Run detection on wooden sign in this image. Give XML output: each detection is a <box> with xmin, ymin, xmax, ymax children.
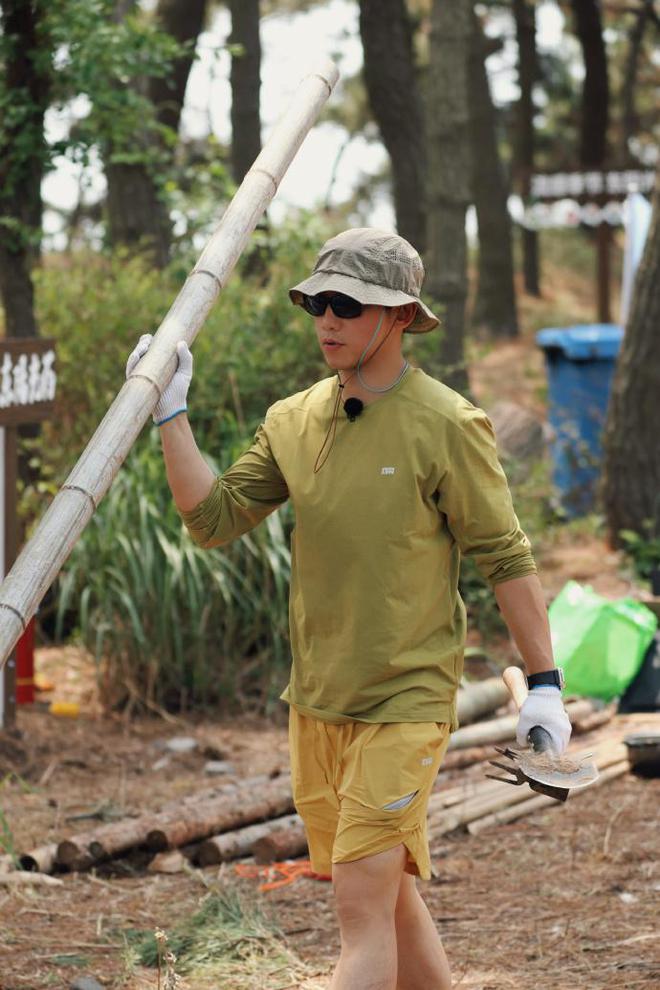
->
<box><xmin>0</xmin><ymin>338</ymin><xmax>56</xmax><ymax>729</ymax></box>
<box><xmin>530</xmin><ymin>168</ymin><xmax>655</xmax><ymax>204</ymax></box>
<box><xmin>0</xmin><ymin>338</ymin><xmax>56</xmax><ymax>426</ymax></box>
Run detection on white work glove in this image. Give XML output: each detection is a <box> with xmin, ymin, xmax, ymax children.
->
<box><xmin>516</xmin><ymin>687</ymin><xmax>572</xmax><ymax>755</ymax></box>
<box><xmin>126</xmin><ymin>334</ymin><xmax>193</xmax><ymax>426</ymax></box>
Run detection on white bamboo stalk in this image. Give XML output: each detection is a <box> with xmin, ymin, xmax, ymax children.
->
<box><xmin>0</xmin><ymin>59</ymin><xmax>339</xmax><ymax>669</ymax></box>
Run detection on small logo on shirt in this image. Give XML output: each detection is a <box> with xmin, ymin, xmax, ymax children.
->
<box><xmin>381</xmin><ymin>467</ymin><xmax>395</xmax><ymax>475</ymax></box>
<box><xmin>420</xmin><ymin>756</ymin><xmax>433</xmax><ymax>766</ymax></box>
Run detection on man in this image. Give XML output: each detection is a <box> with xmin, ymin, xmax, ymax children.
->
<box><xmin>127</xmin><ymin>228</ymin><xmax>571</xmax><ymax>990</ymax></box>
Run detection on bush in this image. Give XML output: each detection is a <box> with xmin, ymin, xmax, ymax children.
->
<box><xmin>56</xmin><ymin>432</ymin><xmax>292</xmax><ymax>714</ymax></box>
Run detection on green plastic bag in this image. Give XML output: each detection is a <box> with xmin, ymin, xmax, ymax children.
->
<box><xmin>548</xmin><ymin>580</ymin><xmax>658</xmax><ymax>700</ymax></box>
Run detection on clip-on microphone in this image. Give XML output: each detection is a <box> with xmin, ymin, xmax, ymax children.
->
<box><xmin>344</xmin><ymin>397</ymin><xmax>364</xmax><ymax>422</ymax></box>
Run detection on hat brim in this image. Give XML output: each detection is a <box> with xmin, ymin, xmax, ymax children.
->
<box><xmin>289</xmin><ymin>272</ymin><xmax>440</xmax><ymax>334</ymax></box>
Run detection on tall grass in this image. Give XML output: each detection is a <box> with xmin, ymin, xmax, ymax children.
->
<box><xmin>56</xmin><ymin>432</ymin><xmax>292</xmax><ymax>714</ymax></box>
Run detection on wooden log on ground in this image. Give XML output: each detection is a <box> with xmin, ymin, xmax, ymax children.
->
<box><xmin>428</xmin><ymin>777</ymin><xmax>505</xmax><ymax>813</ymax></box>
<box><xmin>19</xmin><ymin>843</ymin><xmax>58</xmax><ymax>874</ymax></box>
<box><xmin>440</xmin><ymin>745</ymin><xmax>498</xmax><ymax>771</ymax></box>
<box><xmin>146</xmin><ymin>775</ymin><xmax>295</xmax><ymax>851</ymax></box>
<box><xmin>253</xmin><ymin>821</ymin><xmax>309</xmax><ymax>864</ymax></box>
<box><xmin>572</xmin><ymin>703</ymin><xmax>617</xmax><ymax>734</ymax></box>
<box><xmin>455</xmin><ymin>677</ymin><xmax>510</xmax><ymax>726</ymax></box>
<box><xmin>197</xmin><ymin>813</ymin><xmax>302</xmax><ymax>867</ymax></box>
<box><xmin>446</xmin><ymin>698</ymin><xmax>595</xmax><ymax>751</ymax></box>
<box><xmin>56</xmin><ymin>773</ymin><xmax>291</xmax><ymax>869</ymax></box>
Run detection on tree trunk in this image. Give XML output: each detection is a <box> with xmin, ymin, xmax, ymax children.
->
<box><xmin>359</xmin><ymin>0</ymin><xmax>427</xmax><ymax>251</ymax></box>
<box><xmin>425</xmin><ymin>0</ymin><xmax>471</xmax><ymax>394</ymax></box>
<box><xmin>602</xmin><ymin>172</ymin><xmax>660</xmax><ymax>541</ymax></box>
<box><xmin>512</xmin><ymin>0</ymin><xmax>540</xmax><ymax>297</ymax></box>
<box><xmin>469</xmin><ymin>13</ymin><xmax>518</xmax><ymax>339</ymax></box>
<box><xmin>229</xmin><ymin>0</ymin><xmax>262</xmax><ymax>185</ymax></box>
<box><xmin>0</xmin><ymin>0</ymin><xmax>51</xmax><ymax>337</ymax></box>
<box><xmin>150</xmin><ymin>0</ymin><xmax>207</xmax><ymax>135</ymax></box>
<box><xmin>618</xmin><ymin>0</ymin><xmax>654</xmax><ymax>165</ymax></box>
<box><xmin>105</xmin><ymin>0</ymin><xmax>208</xmax><ymax>266</ymax></box>
<box><xmin>570</xmin><ymin>0</ymin><xmax>609</xmax><ymax>168</ymax></box>
<box><xmin>104</xmin><ymin>161</ymin><xmax>171</xmax><ymax>267</ymax></box>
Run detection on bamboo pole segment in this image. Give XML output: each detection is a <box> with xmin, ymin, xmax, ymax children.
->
<box><xmin>0</xmin><ymin>59</ymin><xmax>339</xmax><ymax>670</ymax></box>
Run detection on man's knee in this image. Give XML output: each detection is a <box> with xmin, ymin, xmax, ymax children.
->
<box><xmin>333</xmin><ymin>844</ymin><xmax>407</xmax><ymax>930</ymax></box>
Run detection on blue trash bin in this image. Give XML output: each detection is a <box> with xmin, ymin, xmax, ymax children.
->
<box><xmin>536</xmin><ymin>324</ymin><xmax>623</xmax><ymax>516</ymax></box>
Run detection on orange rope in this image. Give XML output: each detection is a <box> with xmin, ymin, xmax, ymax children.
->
<box><xmin>234</xmin><ymin>859</ymin><xmax>332</xmax><ymax>892</ymax></box>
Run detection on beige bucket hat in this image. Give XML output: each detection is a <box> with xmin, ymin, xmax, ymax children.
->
<box><xmin>289</xmin><ymin>227</ymin><xmax>440</xmax><ymax>333</ymax></box>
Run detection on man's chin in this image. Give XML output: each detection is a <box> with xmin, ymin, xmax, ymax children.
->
<box><xmin>323</xmin><ymin>352</ymin><xmax>355</xmax><ymax>372</ymax></box>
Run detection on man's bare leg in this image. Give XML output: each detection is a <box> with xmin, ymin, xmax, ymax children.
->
<box><xmin>329</xmin><ymin>844</ymin><xmax>406</xmax><ymax>990</ymax></box>
<box><xmin>394</xmin><ymin>872</ymin><xmax>452</xmax><ymax>990</ymax></box>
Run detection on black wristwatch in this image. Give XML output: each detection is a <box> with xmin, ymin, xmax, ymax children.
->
<box><xmin>526</xmin><ymin>668</ymin><xmax>564</xmax><ymax>690</ymax></box>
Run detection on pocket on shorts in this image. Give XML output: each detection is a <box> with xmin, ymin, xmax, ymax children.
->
<box><xmin>340</xmin><ymin>721</ymin><xmax>448</xmax><ymax>816</ymax></box>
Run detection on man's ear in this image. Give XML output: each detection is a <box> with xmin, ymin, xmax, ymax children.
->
<box><xmin>394</xmin><ymin>303</ymin><xmax>417</xmax><ymax>332</ymax></box>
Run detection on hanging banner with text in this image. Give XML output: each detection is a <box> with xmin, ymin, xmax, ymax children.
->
<box><xmin>0</xmin><ymin>337</ymin><xmax>57</xmax><ymax>728</ymax></box>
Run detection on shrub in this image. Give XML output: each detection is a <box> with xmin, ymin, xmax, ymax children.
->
<box><xmin>56</xmin><ymin>431</ymin><xmax>292</xmax><ymax>714</ymax></box>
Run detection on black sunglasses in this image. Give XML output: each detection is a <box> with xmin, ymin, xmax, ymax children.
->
<box><xmin>301</xmin><ymin>292</ymin><xmax>364</xmax><ymax>319</ymax></box>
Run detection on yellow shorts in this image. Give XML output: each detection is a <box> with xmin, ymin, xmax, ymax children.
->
<box><xmin>288</xmin><ymin>708</ymin><xmax>450</xmax><ymax>881</ymax></box>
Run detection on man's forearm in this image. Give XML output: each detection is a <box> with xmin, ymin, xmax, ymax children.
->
<box><xmin>159</xmin><ymin>413</ymin><xmax>215</xmax><ymax>512</ymax></box>
<box><xmin>493</xmin><ymin>573</ymin><xmax>557</xmax><ymax>676</ymax></box>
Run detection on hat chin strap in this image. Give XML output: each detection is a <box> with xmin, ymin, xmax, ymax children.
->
<box><xmin>349</xmin><ymin>307</ymin><xmax>409</xmax><ymax>395</ymax></box>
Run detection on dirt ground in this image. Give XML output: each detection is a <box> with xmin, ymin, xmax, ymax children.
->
<box><xmin>1</xmin><ymin>635</ymin><xmax>659</xmax><ymax>990</ymax></box>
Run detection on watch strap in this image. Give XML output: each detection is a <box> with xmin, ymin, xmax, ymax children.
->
<box><xmin>526</xmin><ymin>668</ymin><xmax>564</xmax><ymax>690</ymax></box>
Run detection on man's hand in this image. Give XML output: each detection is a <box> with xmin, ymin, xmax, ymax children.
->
<box><xmin>516</xmin><ymin>687</ymin><xmax>572</xmax><ymax>755</ymax></box>
<box><xmin>126</xmin><ymin>334</ymin><xmax>193</xmax><ymax>426</ymax></box>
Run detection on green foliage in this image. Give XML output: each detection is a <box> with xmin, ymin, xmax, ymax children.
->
<box><xmin>56</xmin><ymin>431</ymin><xmax>292</xmax><ymax>714</ymax></box>
<box><xmin>620</xmin><ymin>518</ymin><xmax>660</xmax><ymax>586</ymax></box>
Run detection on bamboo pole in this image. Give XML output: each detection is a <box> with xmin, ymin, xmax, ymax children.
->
<box><xmin>0</xmin><ymin>59</ymin><xmax>339</xmax><ymax>669</ymax></box>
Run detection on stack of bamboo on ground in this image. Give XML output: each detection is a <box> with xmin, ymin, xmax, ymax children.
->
<box><xmin>5</xmin><ymin>679</ymin><xmax>631</xmax><ymax>880</ymax></box>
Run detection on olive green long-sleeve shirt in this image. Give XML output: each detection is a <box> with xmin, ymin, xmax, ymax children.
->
<box><xmin>180</xmin><ymin>368</ymin><xmax>537</xmax><ymax>728</ymax></box>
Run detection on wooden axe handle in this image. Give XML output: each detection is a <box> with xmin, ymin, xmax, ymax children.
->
<box><xmin>502</xmin><ymin>666</ymin><xmax>528</xmax><ymax>711</ymax></box>
<box><xmin>503</xmin><ymin>665</ymin><xmax>554</xmax><ymax>754</ymax></box>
